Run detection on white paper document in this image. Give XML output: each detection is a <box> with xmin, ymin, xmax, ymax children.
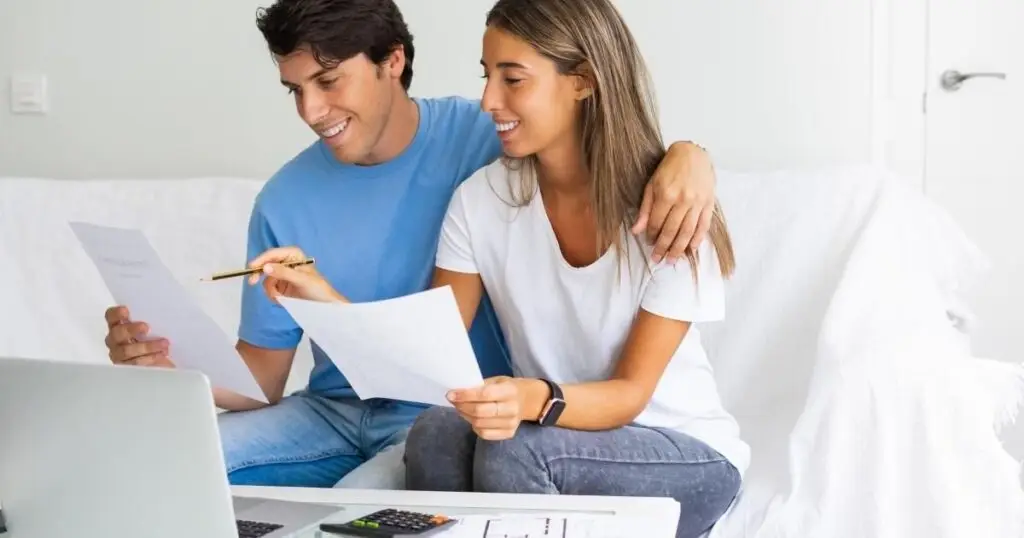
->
<box><xmin>276</xmin><ymin>286</ymin><xmax>484</xmax><ymax>406</ymax></box>
<box><xmin>438</xmin><ymin>514</ymin><xmax>632</xmax><ymax>538</ymax></box>
<box><xmin>69</xmin><ymin>222</ymin><xmax>267</xmax><ymax>403</ymax></box>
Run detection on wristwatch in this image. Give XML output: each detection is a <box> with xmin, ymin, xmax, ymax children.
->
<box><xmin>537</xmin><ymin>378</ymin><xmax>566</xmax><ymax>427</ymax></box>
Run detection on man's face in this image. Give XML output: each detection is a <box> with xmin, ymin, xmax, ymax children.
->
<box><xmin>277</xmin><ymin>48</ymin><xmax>401</xmax><ymax>165</ymax></box>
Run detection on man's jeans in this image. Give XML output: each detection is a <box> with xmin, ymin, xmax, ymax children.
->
<box><xmin>404</xmin><ymin>407</ymin><xmax>741</xmax><ymax>538</ymax></box>
<box><xmin>218</xmin><ymin>390</ymin><xmax>422</xmax><ymax>488</ymax></box>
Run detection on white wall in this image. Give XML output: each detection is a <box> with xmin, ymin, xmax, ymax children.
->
<box><xmin>0</xmin><ymin>0</ymin><xmax>925</xmax><ymax>183</ymax></box>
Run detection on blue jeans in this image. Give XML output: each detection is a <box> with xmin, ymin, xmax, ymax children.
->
<box><xmin>218</xmin><ymin>390</ymin><xmax>423</xmax><ymax>488</ymax></box>
<box><xmin>404</xmin><ymin>407</ymin><xmax>740</xmax><ymax>538</ymax></box>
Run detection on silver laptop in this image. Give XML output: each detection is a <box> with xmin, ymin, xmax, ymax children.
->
<box><xmin>0</xmin><ymin>357</ymin><xmax>344</xmax><ymax>538</ymax></box>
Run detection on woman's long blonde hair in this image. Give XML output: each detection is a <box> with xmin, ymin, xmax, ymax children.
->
<box><xmin>486</xmin><ymin>0</ymin><xmax>735</xmax><ymax>279</ymax></box>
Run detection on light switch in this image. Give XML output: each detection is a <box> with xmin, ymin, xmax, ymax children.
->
<box><xmin>10</xmin><ymin>74</ymin><xmax>48</xmax><ymax>114</ymax></box>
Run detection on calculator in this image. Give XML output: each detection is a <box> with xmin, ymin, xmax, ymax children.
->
<box><xmin>318</xmin><ymin>508</ymin><xmax>457</xmax><ymax>537</ymax></box>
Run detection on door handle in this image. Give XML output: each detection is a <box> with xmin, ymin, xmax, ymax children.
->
<box><xmin>940</xmin><ymin>69</ymin><xmax>1007</xmax><ymax>91</ymax></box>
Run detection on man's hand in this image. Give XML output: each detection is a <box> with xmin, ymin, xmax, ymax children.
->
<box><xmin>447</xmin><ymin>376</ymin><xmax>526</xmax><ymax>441</ymax></box>
<box><xmin>631</xmin><ymin>141</ymin><xmax>717</xmax><ymax>263</ymax></box>
<box><xmin>103</xmin><ymin>306</ymin><xmax>173</xmax><ymax>368</ymax></box>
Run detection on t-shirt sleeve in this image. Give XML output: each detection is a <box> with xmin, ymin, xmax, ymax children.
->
<box><xmin>641</xmin><ymin>241</ymin><xmax>726</xmax><ymax>323</ymax></box>
<box><xmin>237</xmin><ymin>199</ymin><xmax>303</xmax><ymax>349</ymax></box>
<box><xmin>435</xmin><ymin>182</ymin><xmax>479</xmax><ymax>275</ymax></box>
<box><xmin>452</xmin><ymin>99</ymin><xmax>503</xmax><ymax>184</ymax></box>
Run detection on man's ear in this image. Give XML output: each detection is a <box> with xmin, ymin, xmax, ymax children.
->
<box><xmin>380</xmin><ymin>45</ymin><xmax>406</xmax><ymax>80</ymax></box>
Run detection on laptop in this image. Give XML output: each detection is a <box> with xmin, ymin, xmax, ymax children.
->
<box><xmin>0</xmin><ymin>357</ymin><xmax>345</xmax><ymax>538</ymax></box>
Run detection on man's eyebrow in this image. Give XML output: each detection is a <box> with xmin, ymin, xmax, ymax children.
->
<box><xmin>280</xmin><ymin>67</ymin><xmax>335</xmax><ymax>86</ymax></box>
<box><xmin>305</xmin><ymin>67</ymin><xmax>333</xmax><ymax>80</ymax></box>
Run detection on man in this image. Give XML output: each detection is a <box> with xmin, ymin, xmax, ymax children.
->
<box><xmin>102</xmin><ymin>0</ymin><xmax>721</xmax><ymax>489</ymax></box>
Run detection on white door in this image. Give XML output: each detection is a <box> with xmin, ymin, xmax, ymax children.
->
<box><xmin>924</xmin><ymin>0</ymin><xmax>1024</xmax><ymax>453</ymax></box>
<box><xmin>926</xmin><ymin>0</ymin><xmax>1023</xmax><ymax>363</ymax></box>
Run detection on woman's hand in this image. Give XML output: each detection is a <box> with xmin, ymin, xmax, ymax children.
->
<box><xmin>247</xmin><ymin>246</ymin><xmax>347</xmax><ymax>304</ymax></box>
<box><xmin>447</xmin><ymin>376</ymin><xmax>533</xmax><ymax>441</ymax></box>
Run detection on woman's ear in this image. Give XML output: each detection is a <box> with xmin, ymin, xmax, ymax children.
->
<box><xmin>573</xmin><ymin>62</ymin><xmax>596</xmax><ymax>100</ymax></box>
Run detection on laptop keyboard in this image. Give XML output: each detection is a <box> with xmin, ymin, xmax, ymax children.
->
<box><xmin>237</xmin><ymin>519</ymin><xmax>284</xmax><ymax>538</ymax></box>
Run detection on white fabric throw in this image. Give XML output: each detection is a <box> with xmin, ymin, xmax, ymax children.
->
<box><xmin>706</xmin><ymin>166</ymin><xmax>1024</xmax><ymax>538</ymax></box>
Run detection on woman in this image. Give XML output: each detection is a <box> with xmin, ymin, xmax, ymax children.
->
<box><xmin>250</xmin><ymin>0</ymin><xmax>747</xmax><ymax>535</ymax></box>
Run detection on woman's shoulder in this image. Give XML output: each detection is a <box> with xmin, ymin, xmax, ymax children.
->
<box><xmin>456</xmin><ymin>158</ymin><xmax>533</xmax><ymax>210</ymax></box>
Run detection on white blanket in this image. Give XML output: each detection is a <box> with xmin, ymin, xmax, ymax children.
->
<box><xmin>705</xmin><ymin>166</ymin><xmax>1024</xmax><ymax>537</ymax></box>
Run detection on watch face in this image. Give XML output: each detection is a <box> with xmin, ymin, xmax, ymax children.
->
<box><xmin>540</xmin><ymin>398</ymin><xmax>566</xmax><ymax>426</ymax></box>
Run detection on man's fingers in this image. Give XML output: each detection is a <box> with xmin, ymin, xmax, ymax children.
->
<box><xmin>123</xmin><ymin>352</ymin><xmax>170</xmax><ymax>368</ymax></box>
<box><xmin>631</xmin><ymin>183</ymin><xmax>654</xmax><ymax>235</ymax></box>
<box><xmin>689</xmin><ymin>206</ymin><xmax>714</xmax><ymax>251</ymax></box>
<box><xmin>652</xmin><ymin>207</ymin><xmax>686</xmax><ymax>263</ymax></box>
<box><xmin>106</xmin><ymin>321</ymin><xmax>150</xmax><ymax>348</ymax></box>
<box><xmin>104</xmin><ymin>306</ymin><xmax>130</xmax><ymax>328</ymax></box>
<box><xmin>645</xmin><ymin>193</ymin><xmax>674</xmax><ymax>243</ymax></box>
<box><xmin>115</xmin><ymin>340</ymin><xmax>169</xmax><ymax>363</ymax></box>
<box><xmin>666</xmin><ymin>208</ymin><xmax>701</xmax><ymax>262</ymax></box>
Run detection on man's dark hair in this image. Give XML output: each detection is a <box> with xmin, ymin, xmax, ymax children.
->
<box><xmin>256</xmin><ymin>0</ymin><xmax>415</xmax><ymax>90</ymax></box>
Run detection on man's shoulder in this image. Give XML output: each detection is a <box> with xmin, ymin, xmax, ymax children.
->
<box><xmin>417</xmin><ymin>95</ymin><xmax>480</xmax><ymax>119</ymax></box>
<box><xmin>416</xmin><ymin>95</ymin><xmax>487</xmax><ymax>138</ymax></box>
<box><xmin>254</xmin><ymin>140</ymin><xmax>325</xmax><ymax>207</ymax></box>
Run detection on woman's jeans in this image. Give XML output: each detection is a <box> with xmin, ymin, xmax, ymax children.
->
<box><xmin>404</xmin><ymin>407</ymin><xmax>740</xmax><ymax>538</ymax></box>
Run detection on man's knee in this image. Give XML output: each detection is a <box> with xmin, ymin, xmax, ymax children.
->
<box><xmin>217</xmin><ymin>407</ymin><xmax>272</xmax><ymax>470</ymax></box>
<box><xmin>216</xmin><ymin>393</ymin><xmax>364</xmax><ymax>487</ymax></box>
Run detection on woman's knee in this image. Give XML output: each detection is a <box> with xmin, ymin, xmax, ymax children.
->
<box><xmin>403</xmin><ymin>407</ymin><xmax>476</xmax><ymax>491</ymax></box>
<box><xmin>404</xmin><ymin>407</ymin><xmax>463</xmax><ymax>461</ymax></box>
<box><xmin>473</xmin><ymin>424</ymin><xmax>556</xmax><ymax>494</ymax></box>
<box><xmin>676</xmin><ymin>460</ymin><xmax>741</xmax><ymax>538</ymax></box>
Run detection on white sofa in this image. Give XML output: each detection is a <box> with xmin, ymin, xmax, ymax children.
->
<box><xmin>1</xmin><ymin>166</ymin><xmax>1022</xmax><ymax>537</ymax></box>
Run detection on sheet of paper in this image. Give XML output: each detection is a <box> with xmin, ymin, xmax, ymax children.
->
<box><xmin>69</xmin><ymin>222</ymin><xmax>267</xmax><ymax>403</ymax></box>
<box><xmin>438</xmin><ymin>514</ymin><xmax>633</xmax><ymax>538</ymax></box>
<box><xmin>277</xmin><ymin>286</ymin><xmax>484</xmax><ymax>407</ymax></box>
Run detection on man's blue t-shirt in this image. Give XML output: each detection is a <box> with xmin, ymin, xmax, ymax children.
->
<box><xmin>238</xmin><ymin>96</ymin><xmax>510</xmax><ymax>401</ymax></box>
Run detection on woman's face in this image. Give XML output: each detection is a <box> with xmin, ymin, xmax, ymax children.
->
<box><xmin>480</xmin><ymin>25</ymin><xmax>586</xmax><ymax>158</ymax></box>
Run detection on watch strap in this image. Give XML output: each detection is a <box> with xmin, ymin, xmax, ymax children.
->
<box><xmin>536</xmin><ymin>378</ymin><xmax>565</xmax><ymax>426</ymax></box>
<box><xmin>540</xmin><ymin>378</ymin><xmax>563</xmax><ymax>401</ymax></box>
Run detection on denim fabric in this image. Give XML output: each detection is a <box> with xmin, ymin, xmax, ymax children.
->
<box><xmin>405</xmin><ymin>407</ymin><xmax>740</xmax><ymax>538</ymax></box>
<box><xmin>218</xmin><ymin>390</ymin><xmax>423</xmax><ymax>488</ymax></box>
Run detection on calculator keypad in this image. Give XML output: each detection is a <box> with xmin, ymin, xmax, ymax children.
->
<box><xmin>344</xmin><ymin>508</ymin><xmax>452</xmax><ymax>535</ymax></box>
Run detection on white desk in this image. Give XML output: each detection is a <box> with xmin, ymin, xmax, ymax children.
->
<box><xmin>232</xmin><ymin>486</ymin><xmax>680</xmax><ymax>537</ymax></box>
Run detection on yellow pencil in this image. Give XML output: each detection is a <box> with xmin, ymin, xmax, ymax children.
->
<box><xmin>201</xmin><ymin>258</ymin><xmax>315</xmax><ymax>282</ymax></box>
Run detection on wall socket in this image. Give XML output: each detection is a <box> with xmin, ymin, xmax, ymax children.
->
<box><xmin>10</xmin><ymin>74</ymin><xmax>48</xmax><ymax>114</ymax></box>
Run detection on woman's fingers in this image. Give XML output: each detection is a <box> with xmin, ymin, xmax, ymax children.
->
<box><xmin>247</xmin><ymin>246</ymin><xmax>309</xmax><ymax>284</ymax></box>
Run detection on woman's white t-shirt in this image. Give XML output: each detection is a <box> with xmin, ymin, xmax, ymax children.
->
<box><xmin>435</xmin><ymin>160</ymin><xmax>750</xmax><ymax>476</ymax></box>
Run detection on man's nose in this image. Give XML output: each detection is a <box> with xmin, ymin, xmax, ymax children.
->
<box><xmin>299</xmin><ymin>91</ymin><xmax>329</xmax><ymax>126</ymax></box>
